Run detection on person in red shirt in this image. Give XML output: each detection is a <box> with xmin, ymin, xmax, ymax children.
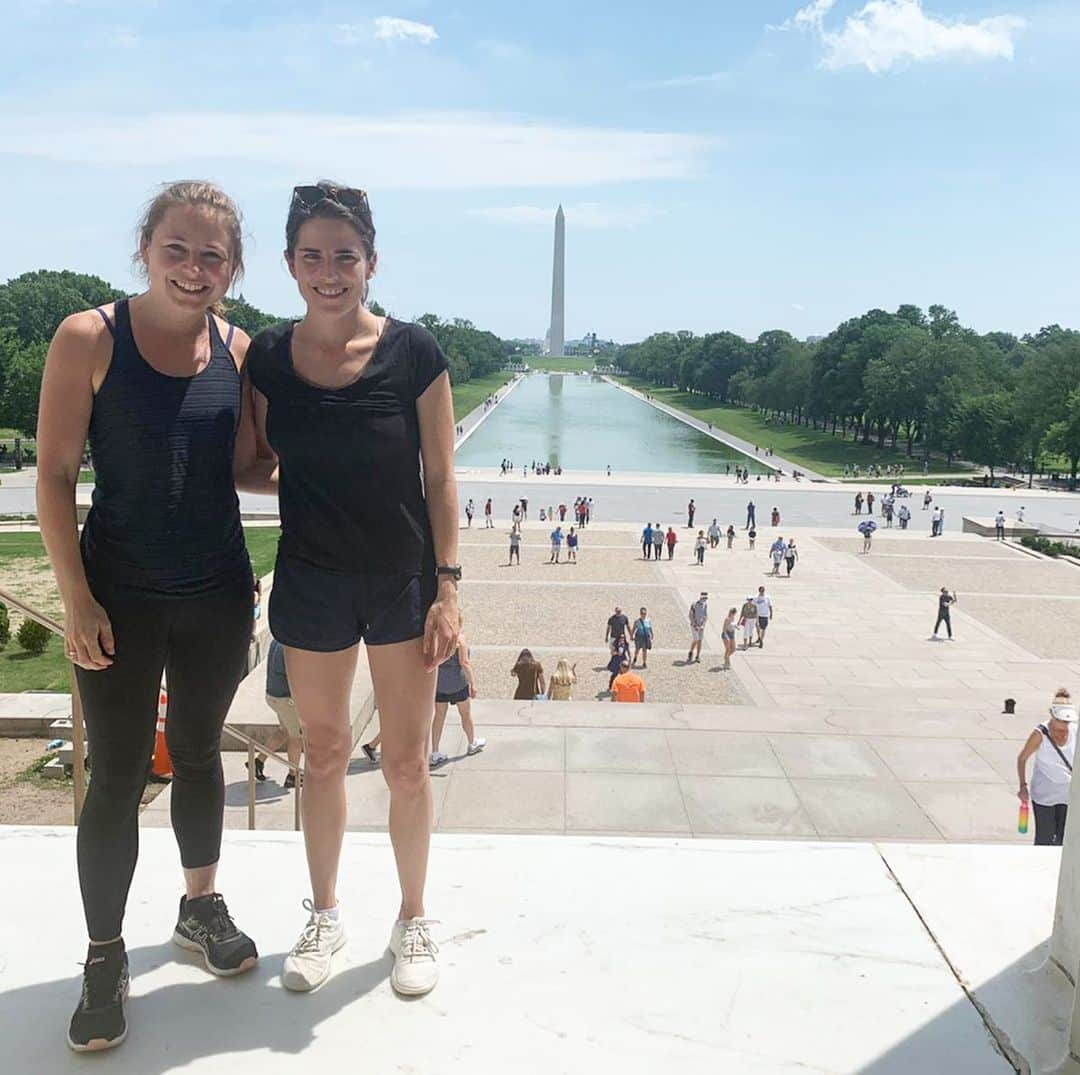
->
<box><xmin>611</xmin><ymin>660</ymin><xmax>646</xmax><ymax>703</ymax></box>
<box><xmin>665</xmin><ymin>527</ymin><xmax>677</xmax><ymax>560</ymax></box>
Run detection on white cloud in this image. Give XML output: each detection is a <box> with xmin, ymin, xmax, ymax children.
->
<box><xmin>0</xmin><ymin>112</ymin><xmax>712</xmax><ymax>190</ymax></box>
<box><xmin>373</xmin><ymin>16</ymin><xmax>438</xmax><ymax>44</ymax></box>
<box><xmin>468</xmin><ymin>203</ymin><xmax>660</xmax><ymax>229</ymax></box>
<box><xmin>778</xmin><ymin>0</ymin><xmax>1025</xmax><ymax>73</ymax></box>
<box><xmin>641</xmin><ymin>71</ymin><xmax>732</xmax><ymax>89</ymax></box>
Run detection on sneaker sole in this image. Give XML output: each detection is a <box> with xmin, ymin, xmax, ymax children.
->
<box><xmin>172</xmin><ymin>932</ymin><xmax>259</xmax><ymax>977</ymax></box>
<box><xmin>388</xmin><ymin>960</ymin><xmax>439</xmax><ymax>997</ymax></box>
<box><xmin>282</xmin><ymin>931</ymin><xmax>347</xmax><ymax>993</ymax></box>
<box><xmin>66</xmin><ymin>978</ymin><xmax>129</xmax><ymax>1052</ymax></box>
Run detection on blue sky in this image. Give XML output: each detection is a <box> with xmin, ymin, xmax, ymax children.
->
<box><xmin>0</xmin><ymin>1</ymin><xmax>1077</xmax><ymax>343</ymax></box>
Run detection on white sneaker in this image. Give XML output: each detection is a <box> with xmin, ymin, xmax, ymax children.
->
<box><xmin>388</xmin><ymin>918</ymin><xmax>440</xmax><ymax>996</ymax></box>
<box><xmin>429</xmin><ymin>751</ymin><xmax>448</xmax><ymax>768</ymax></box>
<box><xmin>467</xmin><ymin>738</ymin><xmax>486</xmax><ymax>755</ymax></box>
<box><xmin>282</xmin><ymin>900</ymin><xmax>346</xmax><ymax>992</ymax></box>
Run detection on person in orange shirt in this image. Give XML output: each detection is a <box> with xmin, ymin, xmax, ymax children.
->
<box><xmin>611</xmin><ymin>660</ymin><xmax>646</xmax><ymax>703</ymax></box>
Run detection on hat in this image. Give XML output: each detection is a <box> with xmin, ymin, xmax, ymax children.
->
<box><xmin>700</xmin><ymin>592</ymin><xmax>708</xmax><ymax>598</ymax></box>
<box><xmin>1050</xmin><ymin>704</ymin><xmax>1078</xmax><ymax>723</ymax></box>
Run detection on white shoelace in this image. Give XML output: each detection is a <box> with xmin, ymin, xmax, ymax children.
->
<box><xmin>292</xmin><ymin>899</ymin><xmax>334</xmax><ymax>956</ymax></box>
<box><xmin>399</xmin><ymin>919</ymin><xmax>440</xmax><ymax>962</ymax></box>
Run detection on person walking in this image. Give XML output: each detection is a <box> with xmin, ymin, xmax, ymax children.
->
<box><xmin>753</xmin><ymin>586</ymin><xmax>774</xmax><ymax>648</ymax></box>
<box><xmin>546</xmin><ymin>658</ymin><xmax>577</xmax><ymax>700</ymax></box>
<box><xmin>708</xmin><ymin>519</ymin><xmax>721</xmax><ymax>548</ymax></box>
<box><xmin>721</xmin><ymin>607</ymin><xmax>737</xmax><ymax>670</ymax></box>
<box><xmin>508</xmin><ymin>526</ymin><xmax>522</xmax><ymax>565</ymax></box>
<box><xmin>606</xmin><ymin>606</ymin><xmax>632</xmax><ymax>648</ymax></box>
<box><xmin>1017</xmin><ymin>690</ymin><xmax>1077</xmax><ymax>846</ymax></box>
<box><xmin>38</xmin><ymin>181</ymin><xmax>260</xmax><ymax>1051</ymax></box>
<box><xmin>484</xmin><ymin>497</ymin><xmax>494</xmax><ymax>528</ymax></box>
<box><xmin>748</xmin><ymin>525</ymin><xmax>757</xmax><ymax>551</ymax></box>
<box><xmin>242</xmin><ymin>181</ymin><xmax>457</xmax><ymax>998</ymax></box>
<box><xmin>769</xmin><ymin>536</ymin><xmax>785</xmax><ymax>576</ymax></box>
<box><xmin>726</xmin><ymin>524</ymin><xmax>735</xmax><ymax>549</ymax></box>
<box><xmin>687</xmin><ymin>592</ymin><xmax>708</xmax><ymax>663</ymax></box>
<box><xmin>898</xmin><ymin>504</ymin><xmax>910</xmax><ymax>530</ymax></box>
<box><xmin>652</xmin><ymin>524</ymin><xmax>664</xmax><ymax>561</ymax></box>
<box><xmin>923</xmin><ymin>490</ymin><xmax>932</xmax><ymax>510</ymax></box>
<box><xmin>938</xmin><ymin>507</ymin><xmax>946</xmax><ymax>535</ymax></box>
<box><xmin>511</xmin><ymin>649</ymin><xmax>545</xmax><ymax>700</ymax></box>
<box><xmin>429</xmin><ymin>614</ymin><xmax>483</xmax><ymax>767</ymax></box>
<box><xmin>854</xmin><ymin>492</ymin><xmax>863</xmax><ymax>515</ymax></box>
<box><xmin>770</xmin><ymin>507</ymin><xmax>780</xmax><ymax>527</ymax></box>
<box><xmin>641</xmin><ymin>521</ymin><xmax>654</xmax><ymax>560</ymax></box>
<box><xmin>738</xmin><ymin>596</ymin><xmax>757</xmax><ymax>650</ymax></box>
<box><xmin>631</xmin><ymin>607</ymin><xmax>654</xmax><ymax>669</ymax></box>
<box><xmin>549</xmin><ymin>525</ymin><xmax>563</xmax><ymax>564</ymax></box>
<box><xmin>464</xmin><ymin>499</ymin><xmax>474</xmax><ymax>528</ymax></box>
<box><xmin>687</xmin><ymin>498</ymin><xmax>696</xmax><ymax>528</ymax></box>
<box><xmin>253</xmin><ymin>638</ymin><xmax>304</xmax><ymax>789</ymax></box>
<box><xmin>931</xmin><ymin>506</ymin><xmax>942</xmax><ymax>537</ymax></box>
<box><xmin>694</xmin><ymin>529</ymin><xmax>707</xmax><ymax>565</ymax></box>
<box><xmin>666</xmin><ymin>526</ymin><xmax>678</xmax><ymax>560</ymax></box>
<box><xmin>784</xmin><ymin>539</ymin><xmax>799</xmax><ymax>577</ymax></box>
<box><xmin>611</xmin><ymin>659</ymin><xmax>646</xmax><ymax>702</ymax></box>
<box><xmin>932</xmin><ymin>587</ymin><xmax>957</xmax><ymax>640</ymax></box>
<box><xmin>858</xmin><ymin>519</ymin><xmax>876</xmax><ymax>552</ymax></box>
<box><xmin>566</xmin><ymin>526</ymin><xmax>579</xmax><ymax>563</ymax></box>
<box><xmin>745</xmin><ymin>500</ymin><xmax>756</xmax><ymax>529</ymax></box>
<box><xmin>994</xmin><ymin>510</ymin><xmax>1006</xmax><ymax>541</ymax></box>
<box><xmin>866</xmin><ymin>491</ymin><xmax>875</xmax><ymax>515</ymax></box>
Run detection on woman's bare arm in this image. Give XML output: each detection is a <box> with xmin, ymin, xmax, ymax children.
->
<box><xmin>234</xmin><ymin>373</ymin><xmax>279</xmax><ymax>493</ymax></box>
<box><xmin>1017</xmin><ymin>729</ymin><xmax>1043</xmax><ymax>798</ymax></box>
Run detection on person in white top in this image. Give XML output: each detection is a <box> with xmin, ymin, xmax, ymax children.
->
<box><xmin>753</xmin><ymin>586</ymin><xmax>774</xmax><ymax>648</ymax></box>
<box><xmin>1017</xmin><ymin>688</ymin><xmax>1078</xmax><ymax>846</ymax></box>
<box><xmin>994</xmin><ymin>510</ymin><xmax>1006</xmax><ymax>541</ymax></box>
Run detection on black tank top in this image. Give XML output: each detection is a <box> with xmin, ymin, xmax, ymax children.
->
<box><xmin>80</xmin><ymin>299</ymin><xmax>251</xmax><ymax>597</ymax></box>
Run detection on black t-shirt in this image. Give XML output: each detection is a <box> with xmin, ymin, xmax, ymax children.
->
<box><xmin>938</xmin><ymin>593</ymin><xmax>954</xmax><ymax>613</ymax></box>
<box><xmin>247</xmin><ymin>318</ymin><xmax>448</xmax><ymax>575</ymax></box>
<box><xmin>608</xmin><ymin>613</ymin><xmax>629</xmax><ymax>639</ymax></box>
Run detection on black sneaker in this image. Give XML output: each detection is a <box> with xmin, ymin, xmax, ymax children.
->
<box><xmin>68</xmin><ymin>942</ymin><xmax>130</xmax><ymax>1052</ymax></box>
<box><xmin>284</xmin><ymin>771</ymin><xmax>296</xmax><ymax>790</ymax></box>
<box><xmin>361</xmin><ymin>743</ymin><xmax>379</xmax><ymax>764</ymax></box>
<box><xmin>245</xmin><ymin>758</ymin><xmax>267</xmax><ymax>781</ymax></box>
<box><xmin>173</xmin><ymin>894</ymin><xmax>258</xmax><ymax>976</ymax></box>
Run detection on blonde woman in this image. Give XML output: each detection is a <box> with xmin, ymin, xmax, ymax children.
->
<box><xmin>547</xmin><ymin>659</ymin><xmax>578</xmax><ymax>700</ymax></box>
<box><xmin>721</xmin><ymin>608</ymin><xmax>738</xmax><ymax>670</ymax></box>
<box><xmin>1017</xmin><ymin>688</ymin><xmax>1078</xmax><ymax>846</ymax></box>
<box><xmin>430</xmin><ymin>613</ymin><xmax>483</xmax><ymax>766</ymax></box>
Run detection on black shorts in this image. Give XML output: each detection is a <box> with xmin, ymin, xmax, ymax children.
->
<box><xmin>436</xmin><ymin>685</ymin><xmax>470</xmax><ymax>705</ymax></box>
<box><xmin>758</xmin><ymin>617</ymin><xmax>770</xmax><ymax>631</ymax></box>
<box><xmin>270</xmin><ymin>554</ymin><xmax>436</xmax><ymax>652</ymax></box>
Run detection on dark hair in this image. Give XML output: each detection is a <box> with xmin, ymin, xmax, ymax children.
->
<box><xmin>133</xmin><ymin>181</ymin><xmax>245</xmax><ymax>314</ymax></box>
<box><xmin>513</xmin><ymin>648</ymin><xmax>539</xmax><ymax>672</ymax></box>
<box><xmin>285</xmin><ymin>179</ymin><xmax>376</xmax><ymax>260</ymax></box>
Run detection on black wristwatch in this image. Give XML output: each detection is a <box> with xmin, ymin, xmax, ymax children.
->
<box><xmin>436</xmin><ymin>565</ymin><xmax>462</xmax><ymax>582</ymax></box>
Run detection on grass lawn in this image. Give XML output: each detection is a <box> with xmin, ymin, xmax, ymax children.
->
<box><xmin>0</xmin><ymin>527</ymin><xmax>281</xmax><ymax>693</ymax></box>
<box><xmin>451</xmin><ymin>371</ymin><xmax>514</xmax><ymax>421</ymax></box>
<box><xmin>523</xmin><ymin>356</ymin><xmax>597</xmax><ymax>373</ymax></box>
<box><xmin>617</xmin><ymin>378</ymin><xmax>974</xmax><ymax>479</ymax></box>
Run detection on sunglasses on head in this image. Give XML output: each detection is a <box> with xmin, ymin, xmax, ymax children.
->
<box><xmin>291</xmin><ymin>184</ymin><xmax>371</xmax><ymax>217</ymax></box>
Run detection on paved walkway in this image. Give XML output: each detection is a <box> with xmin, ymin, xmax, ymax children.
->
<box><xmin>0</xmin><ymin>825</ymin><xmax>1057</xmax><ymax>1073</ymax></box>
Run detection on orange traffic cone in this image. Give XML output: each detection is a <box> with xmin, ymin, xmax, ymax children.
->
<box><xmin>151</xmin><ymin>689</ymin><xmax>172</xmax><ymax>781</ymax></box>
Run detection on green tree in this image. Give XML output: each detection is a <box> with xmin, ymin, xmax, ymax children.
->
<box><xmin>0</xmin><ymin>340</ymin><xmax>47</xmax><ymax>437</ymax></box>
<box><xmin>949</xmin><ymin>393</ymin><xmax>1022</xmax><ymax>480</ymax></box>
<box><xmin>0</xmin><ymin>270</ymin><xmax>126</xmax><ymax>346</ymax></box>
<box><xmin>1044</xmin><ymin>388</ymin><xmax>1080</xmax><ymax>490</ymax></box>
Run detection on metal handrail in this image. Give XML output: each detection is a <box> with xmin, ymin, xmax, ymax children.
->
<box><xmin>0</xmin><ymin>584</ymin><xmax>86</xmax><ymax>822</ymax></box>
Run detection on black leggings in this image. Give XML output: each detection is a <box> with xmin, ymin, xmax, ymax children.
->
<box><xmin>1034</xmin><ymin>802</ymin><xmax>1069</xmax><ymax>846</ymax></box>
<box><xmin>934</xmin><ymin>611</ymin><xmax>952</xmax><ymax>638</ymax></box>
<box><xmin>75</xmin><ymin>581</ymin><xmax>252</xmax><ymax>941</ymax></box>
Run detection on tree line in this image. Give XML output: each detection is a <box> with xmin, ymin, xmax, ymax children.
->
<box><xmin>616</xmin><ymin>304</ymin><xmax>1080</xmax><ymax>484</ymax></box>
<box><xmin>0</xmin><ymin>270</ymin><xmax>508</xmax><ymax>439</ymax></box>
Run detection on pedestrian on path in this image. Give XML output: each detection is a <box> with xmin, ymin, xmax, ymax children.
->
<box><xmin>549</xmin><ymin>525</ymin><xmax>563</xmax><ymax>563</ymax></box>
<box><xmin>855</xmin><ymin>492</ymin><xmax>863</xmax><ymax>515</ymax></box>
<box><xmin>866</xmin><ymin>491</ymin><xmax>875</xmax><ymax>515</ymax></box>
<box><xmin>605</xmin><ymin>606</ymin><xmax>631</xmax><ymax>647</ymax></box>
<box><xmin>252</xmin><ymin>639</ymin><xmax>303</xmax><ymax>789</ymax></box>
<box><xmin>931</xmin><ymin>506</ymin><xmax>942</xmax><ymax>536</ymax></box>
<box><xmin>754</xmin><ymin>586</ymin><xmax>773</xmax><ymax>648</ymax></box>
<box><xmin>708</xmin><ymin>519</ymin><xmax>722</xmax><ymax>548</ymax></box>
<box><xmin>511</xmin><ymin>649</ymin><xmax>545</xmax><ymax>700</ymax></box>
<box><xmin>546</xmin><ymin>658</ymin><xmax>577</xmax><ymax>700</ymax></box>
<box><xmin>465</xmin><ymin>499</ymin><xmax>474</xmax><ymax>528</ymax></box>
<box><xmin>995</xmin><ymin>510</ymin><xmax>1006</xmax><ymax>540</ymax></box>
<box><xmin>923</xmin><ymin>491</ymin><xmax>932</xmax><ymax>510</ymax></box>
<box><xmin>484</xmin><ymin>498</ymin><xmax>493</xmax><ymax>528</ymax></box>
<box><xmin>932</xmin><ymin>587</ymin><xmax>957</xmax><ymax>640</ymax></box>
<box><xmin>641</xmin><ymin>521</ymin><xmax>654</xmax><ymax>559</ymax></box>
<box><xmin>858</xmin><ymin>519</ymin><xmax>876</xmax><ymax>552</ymax></box>
<box><xmin>687</xmin><ymin>592</ymin><xmax>708</xmax><ymax>663</ymax></box>
<box><xmin>784</xmin><ymin>540</ymin><xmax>798</xmax><ymax>576</ymax></box>
<box><xmin>652</xmin><ymin>524</ymin><xmax>664</xmax><ymax>561</ymax></box>
<box><xmin>566</xmin><ymin>527</ymin><xmax>579</xmax><ymax>563</ymax></box>
<box><xmin>769</xmin><ymin>536</ymin><xmax>785</xmax><ymax>576</ymax></box>
<box><xmin>898</xmin><ymin>504</ymin><xmax>910</xmax><ymax>530</ymax></box>
<box><xmin>721</xmin><ymin>608</ymin><xmax>737</xmax><ymax>670</ymax></box>
<box><xmin>748</xmin><ymin>526</ymin><xmax>757</xmax><ymax>551</ymax></box>
<box><xmin>687</xmin><ymin>498</ymin><xmax>696</xmax><ymax>528</ymax></box>
<box><xmin>771</xmin><ymin>506</ymin><xmax>780</xmax><ymax>527</ymax></box>
<box><xmin>512</xmin><ymin>503</ymin><xmax>522</xmax><ymax>527</ymax></box>
<box><xmin>666</xmin><ymin>527</ymin><xmax>678</xmax><ymax>560</ymax></box>
<box><xmin>631</xmin><ymin>607</ymin><xmax>654</xmax><ymax>668</ymax></box>
<box><xmin>738</xmin><ymin>596</ymin><xmax>757</xmax><ymax>650</ymax></box>
<box><xmin>694</xmin><ymin>529</ymin><xmax>707</xmax><ymax>565</ymax></box>
<box><xmin>508</xmin><ymin>526</ymin><xmax>521</xmax><ymax>565</ymax></box>
<box><xmin>726</xmin><ymin>524</ymin><xmax>735</xmax><ymax>549</ymax></box>
<box><xmin>611</xmin><ymin>660</ymin><xmax>646</xmax><ymax>702</ymax></box>
<box><xmin>1017</xmin><ymin>690</ymin><xmax>1077</xmax><ymax>846</ymax></box>
<box><xmin>429</xmin><ymin>615</ymin><xmax>483</xmax><ymax>767</ymax></box>
<box><xmin>746</xmin><ymin>500</ymin><xmax>756</xmax><ymax>529</ymax></box>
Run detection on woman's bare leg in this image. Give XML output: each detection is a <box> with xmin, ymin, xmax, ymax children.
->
<box><xmin>368</xmin><ymin>638</ymin><xmax>436</xmax><ymax>920</ymax></box>
<box><xmin>430</xmin><ymin>701</ymin><xmax>449</xmax><ymax>753</ymax></box>
<box><xmin>458</xmin><ymin>699</ymin><xmax>476</xmax><ymax>744</ymax></box>
<box><xmin>284</xmin><ymin>644</ymin><xmax>358</xmax><ymax>911</ymax></box>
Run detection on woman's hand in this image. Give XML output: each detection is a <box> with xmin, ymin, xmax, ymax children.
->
<box><xmin>1018</xmin><ymin>784</ymin><xmax>1030</xmax><ymax>805</ymax></box>
<box><xmin>422</xmin><ymin>588</ymin><xmax>459</xmax><ymax>672</ymax></box>
<box><xmin>64</xmin><ymin>591</ymin><xmax>115</xmax><ymax>670</ymax></box>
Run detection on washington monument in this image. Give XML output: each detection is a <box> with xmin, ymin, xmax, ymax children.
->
<box><xmin>548</xmin><ymin>204</ymin><xmax>565</xmax><ymax>356</ymax></box>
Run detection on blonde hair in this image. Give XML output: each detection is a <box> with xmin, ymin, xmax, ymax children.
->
<box><xmin>551</xmin><ymin>659</ymin><xmax>576</xmax><ymax>686</ymax></box>
<box><xmin>134</xmin><ymin>181</ymin><xmax>245</xmax><ymax>313</ymax></box>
